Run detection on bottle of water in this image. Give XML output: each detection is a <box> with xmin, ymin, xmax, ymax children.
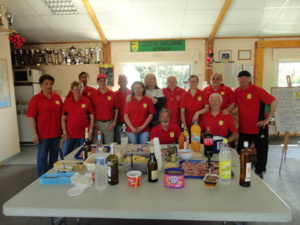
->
<box><xmin>120</xmin><ymin>124</ymin><xmax>128</xmax><ymax>152</ymax></box>
<box><xmin>219</xmin><ymin>139</ymin><xmax>232</xmax><ymax>185</ymax></box>
<box><xmin>95</xmin><ymin>131</ymin><xmax>107</xmax><ymax>190</ymax></box>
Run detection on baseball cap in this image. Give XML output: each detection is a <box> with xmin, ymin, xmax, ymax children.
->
<box><xmin>237</xmin><ymin>70</ymin><xmax>251</xmax><ymax>78</ymax></box>
<box><xmin>97</xmin><ymin>74</ymin><xmax>106</xmax><ymax>80</ymax></box>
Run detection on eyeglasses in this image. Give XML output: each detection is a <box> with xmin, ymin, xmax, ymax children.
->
<box><xmin>189</xmin><ymin>81</ymin><xmax>199</xmax><ymax>83</ymax></box>
<box><xmin>72</xmin><ymin>88</ymin><xmax>82</xmax><ymax>90</ymax></box>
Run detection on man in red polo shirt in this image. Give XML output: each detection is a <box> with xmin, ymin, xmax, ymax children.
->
<box><xmin>90</xmin><ymin>74</ymin><xmax>119</xmax><ymax>144</ymax></box>
<box><xmin>203</xmin><ymin>73</ymin><xmax>236</xmax><ymax>115</ymax></box>
<box><xmin>66</xmin><ymin>71</ymin><xmax>97</xmax><ymax>99</ymax></box>
<box><xmin>163</xmin><ymin>76</ymin><xmax>186</xmax><ymax>126</ymax></box>
<box><xmin>150</xmin><ymin>109</ymin><xmax>181</xmax><ymax>144</ymax></box>
<box><xmin>114</xmin><ymin>75</ymin><xmax>131</xmax><ymax>144</ymax></box>
<box><xmin>201</xmin><ymin>93</ymin><xmax>238</xmax><ymax>143</ymax></box>
<box><xmin>234</xmin><ymin>70</ymin><xmax>278</xmax><ymax>179</ymax></box>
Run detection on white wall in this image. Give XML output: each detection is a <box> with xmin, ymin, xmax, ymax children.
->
<box><xmin>0</xmin><ymin>30</ymin><xmax>21</xmax><ymax>163</ymax></box>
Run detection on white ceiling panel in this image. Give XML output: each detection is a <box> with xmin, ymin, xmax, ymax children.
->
<box><xmin>187</xmin><ymin>0</ymin><xmax>224</xmax><ymax>10</ymax></box>
<box><xmin>104</xmin><ymin>27</ymin><xmax>136</xmax><ymax>40</ymax></box>
<box><xmin>184</xmin><ymin>10</ymin><xmax>220</xmax><ymax>26</ymax></box>
<box><xmin>13</xmin><ymin>16</ymin><xmax>50</xmax><ymax>32</ymax></box>
<box><xmin>134</xmin><ymin>26</ymin><xmax>182</xmax><ymax>39</ymax></box>
<box><xmin>181</xmin><ymin>26</ymin><xmax>213</xmax><ymax>38</ymax></box>
<box><xmin>53</xmin><ymin>30</ymin><xmax>102</xmax><ymax>42</ymax></box>
<box><xmin>40</xmin><ymin>15</ymin><xmax>95</xmax><ymax>30</ymax></box>
<box><xmin>270</xmin><ymin>8</ymin><xmax>300</xmax><ymax>23</ymax></box>
<box><xmin>96</xmin><ymin>13</ymin><xmax>137</xmax><ymax>29</ymax></box>
<box><xmin>230</xmin><ymin>0</ymin><xmax>287</xmax><ymax>9</ymax></box>
<box><xmin>260</xmin><ymin>24</ymin><xmax>300</xmax><ymax>36</ymax></box>
<box><xmin>217</xmin><ymin>24</ymin><xmax>262</xmax><ymax>37</ymax></box>
<box><xmin>20</xmin><ymin>31</ymin><xmax>60</xmax><ymax>43</ymax></box>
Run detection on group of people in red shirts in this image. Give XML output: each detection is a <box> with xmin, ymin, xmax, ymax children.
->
<box><xmin>27</xmin><ymin>70</ymin><xmax>277</xmax><ymax>179</ymax></box>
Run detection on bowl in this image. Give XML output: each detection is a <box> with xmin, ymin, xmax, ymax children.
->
<box><xmin>178</xmin><ymin>149</ymin><xmax>193</xmax><ymax>160</ymax></box>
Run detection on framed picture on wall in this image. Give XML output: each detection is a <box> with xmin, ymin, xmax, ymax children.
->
<box><xmin>238</xmin><ymin>50</ymin><xmax>251</xmax><ymax>60</ymax></box>
<box><xmin>219</xmin><ymin>50</ymin><xmax>232</xmax><ymax>61</ymax></box>
<box><xmin>0</xmin><ymin>58</ymin><xmax>11</xmax><ymax>108</ymax></box>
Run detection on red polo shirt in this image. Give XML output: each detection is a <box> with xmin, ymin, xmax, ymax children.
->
<box><xmin>27</xmin><ymin>92</ymin><xmax>62</xmax><ymax>139</ymax></box>
<box><xmin>201</xmin><ymin>111</ymin><xmax>237</xmax><ymax>137</ymax></box>
<box><xmin>115</xmin><ymin>88</ymin><xmax>132</xmax><ymax>122</ymax></box>
<box><xmin>66</xmin><ymin>86</ymin><xmax>97</xmax><ymax>99</ymax></box>
<box><xmin>62</xmin><ymin>97</ymin><xmax>94</xmax><ymax>138</ymax></box>
<box><xmin>180</xmin><ymin>89</ymin><xmax>208</xmax><ymax>130</ymax></box>
<box><xmin>234</xmin><ymin>84</ymin><xmax>276</xmax><ymax>134</ymax></box>
<box><xmin>203</xmin><ymin>84</ymin><xmax>236</xmax><ymax>110</ymax></box>
<box><xmin>124</xmin><ymin>96</ymin><xmax>155</xmax><ymax>132</ymax></box>
<box><xmin>163</xmin><ymin>86</ymin><xmax>186</xmax><ymax>125</ymax></box>
<box><xmin>90</xmin><ymin>89</ymin><xmax>119</xmax><ymax>121</ymax></box>
<box><xmin>150</xmin><ymin>123</ymin><xmax>181</xmax><ymax>144</ymax></box>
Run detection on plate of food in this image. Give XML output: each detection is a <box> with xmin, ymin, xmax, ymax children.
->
<box><xmin>179</xmin><ymin>160</ymin><xmax>219</xmax><ymax>179</ymax></box>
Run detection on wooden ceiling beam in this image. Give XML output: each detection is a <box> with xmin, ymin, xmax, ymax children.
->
<box><xmin>209</xmin><ymin>0</ymin><xmax>232</xmax><ymax>41</ymax></box>
<box><xmin>82</xmin><ymin>0</ymin><xmax>107</xmax><ymax>45</ymax></box>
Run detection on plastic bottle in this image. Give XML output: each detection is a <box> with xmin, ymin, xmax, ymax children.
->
<box><xmin>191</xmin><ymin>121</ymin><xmax>201</xmax><ymax>152</ymax></box>
<box><xmin>94</xmin><ymin>133</ymin><xmax>108</xmax><ymax>190</ymax></box>
<box><xmin>204</xmin><ymin>126</ymin><xmax>214</xmax><ymax>157</ymax></box>
<box><xmin>153</xmin><ymin>138</ymin><xmax>163</xmax><ymax>171</ymax></box>
<box><xmin>219</xmin><ymin>139</ymin><xmax>232</xmax><ymax>185</ymax></box>
<box><xmin>240</xmin><ymin>141</ymin><xmax>251</xmax><ymax>187</ymax></box>
<box><xmin>183</xmin><ymin>127</ymin><xmax>190</xmax><ymax>148</ymax></box>
<box><xmin>120</xmin><ymin>124</ymin><xmax>128</xmax><ymax>152</ymax></box>
<box><xmin>178</xmin><ymin>124</ymin><xmax>186</xmax><ymax>150</ymax></box>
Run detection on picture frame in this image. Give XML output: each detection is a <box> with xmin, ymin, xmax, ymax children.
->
<box><xmin>0</xmin><ymin>58</ymin><xmax>11</xmax><ymax>108</ymax></box>
<box><xmin>219</xmin><ymin>50</ymin><xmax>232</xmax><ymax>61</ymax></box>
<box><xmin>238</xmin><ymin>50</ymin><xmax>251</xmax><ymax>60</ymax></box>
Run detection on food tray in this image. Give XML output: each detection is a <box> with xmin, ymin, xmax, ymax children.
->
<box><xmin>74</xmin><ymin>145</ymin><xmax>110</xmax><ymax>160</ymax></box>
<box><xmin>53</xmin><ymin>161</ymin><xmax>84</xmax><ymax>171</ymax></box>
<box><xmin>122</xmin><ymin>152</ymin><xmax>150</xmax><ymax>174</ymax></box>
<box><xmin>179</xmin><ymin>160</ymin><xmax>234</xmax><ymax>179</ymax></box>
<box><xmin>39</xmin><ymin>173</ymin><xmax>75</xmax><ymax>185</ymax></box>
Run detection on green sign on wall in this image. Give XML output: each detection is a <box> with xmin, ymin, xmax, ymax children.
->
<box><xmin>130</xmin><ymin>40</ymin><xmax>185</xmax><ymax>52</ymax></box>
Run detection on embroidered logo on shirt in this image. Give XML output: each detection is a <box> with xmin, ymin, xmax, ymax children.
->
<box><xmin>219</xmin><ymin>120</ymin><xmax>224</xmax><ymax>126</ymax></box>
<box><xmin>247</xmin><ymin>94</ymin><xmax>252</xmax><ymax>99</ymax></box>
<box><xmin>107</xmin><ymin>96</ymin><xmax>112</xmax><ymax>100</ymax></box>
<box><xmin>198</xmin><ymin>96</ymin><xmax>202</xmax><ymax>101</ymax></box>
<box><xmin>81</xmin><ymin>104</ymin><xmax>86</xmax><ymax>108</ymax></box>
<box><xmin>221</xmin><ymin>91</ymin><xmax>225</xmax><ymax>95</ymax></box>
<box><xmin>55</xmin><ymin>101</ymin><xmax>60</xmax><ymax>104</ymax></box>
<box><xmin>170</xmin><ymin>132</ymin><xmax>175</xmax><ymax>138</ymax></box>
<box><xmin>143</xmin><ymin>103</ymin><xmax>147</xmax><ymax>108</ymax></box>
<box><xmin>88</xmin><ymin>92</ymin><xmax>91</xmax><ymax>96</ymax></box>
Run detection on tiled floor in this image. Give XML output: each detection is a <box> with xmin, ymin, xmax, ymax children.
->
<box><xmin>1</xmin><ymin>136</ymin><xmax>300</xmax><ymax>225</ymax></box>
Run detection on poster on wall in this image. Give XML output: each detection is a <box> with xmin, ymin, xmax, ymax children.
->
<box><xmin>214</xmin><ymin>63</ymin><xmax>236</xmax><ymax>88</ymax></box>
<box><xmin>0</xmin><ymin>58</ymin><xmax>11</xmax><ymax>108</ymax></box>
<box><xmin>99</xmin><ymin>64</ymin><xmax>114</xmax><ymax>86</ymax></box>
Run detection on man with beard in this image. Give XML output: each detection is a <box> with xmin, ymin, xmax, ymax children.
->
<box><xmin>150</xmin><ymin>108</ymin><xmax>181</xmax><ymax>144</ymax></box>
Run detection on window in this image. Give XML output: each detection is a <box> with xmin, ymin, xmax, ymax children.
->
<box><xmin>277</xmin><ymin>62</ymin><xmax>300</xmax><ymax>87</ymax></box>
<box><xmin>122</xmin><ymin>63</ymin><xmax>192</xmax><ymax>88</ymax></box>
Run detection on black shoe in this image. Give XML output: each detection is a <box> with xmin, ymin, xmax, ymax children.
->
<box><xmin>255</xmin><ymin>170</ymin><xmax>263</xmax><ymax>179</ymax></box>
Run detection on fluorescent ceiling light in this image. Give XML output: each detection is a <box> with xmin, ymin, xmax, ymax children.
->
<box><xmin>42</xmin><ymin>0</ymin><xmax>78</xmax><ymax>15</ymax></box>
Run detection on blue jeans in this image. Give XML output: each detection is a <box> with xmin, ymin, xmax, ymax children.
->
<box><xmin>61</xmin><ymin>138</ymin><xmax>85</xmax><ymax>157</ymax></box>
<box><xmin>37</xmin><ymin>137</ymin><xmax>60</xmax><ymax>177</ymax></box>
<box><xmin>128</xmin><ymin>132</ymin><xmax>149</xmax><ymax>144</ymax></box>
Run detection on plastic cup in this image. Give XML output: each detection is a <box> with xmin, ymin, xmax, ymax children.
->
<box><xmin>127</xmin><ymin>170</ymin><xmax>142</xmax><ymax>187</ymax></box>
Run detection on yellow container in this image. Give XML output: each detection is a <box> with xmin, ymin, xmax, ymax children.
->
<box><xmin>54</xmin><ymin>161</ymin><xmax>84</xmax><ymax>171</ymax></box>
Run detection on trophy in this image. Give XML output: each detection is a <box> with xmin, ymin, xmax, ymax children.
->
<box><xmin>89</xmin><ymin>47</ymin><xmax>95</xmax><ymax>64</ymax></box>
<box><xmin>53</xmin><ymin>49</ymin><xmax>59</xmax><ymax>65</ymax></box>
<box><xmin>95</xmin><ymin>47</ymin><xmax>101</xmax><ymax>64</ymax></box>
<box><xmin>0</xmin><ymin>4</ymin><xmax>5</xmax><ymax>27</ymax></box>
<box><xmin>60</xmin><ymin>48</ymin><xmax>68</xmax><ymax>65</ymax></box>
<box><xmin>13</xmin><ymin>49</ymin><xmax>20</xmax><ymax>67</ymax></box>
<box><xmin>69</xmin><ymin>46</ymin><xmax>77</xmax><ymax>64</ymax></box>
<box><xmin>45</xmin><ymin>49</ymin><xmax>53</xmax><ymax>64</ymax></box>
<box><xmin>84</xmin><ymin>48</ymin><xmax>90</xmax><ymax>64</ymax></box>
<box><xmin>6</xmin><ymin>12</ymin><xmax>13</xmax><ymax>29</ymax></box>
<box><xmin>36</xmin><ymin>49</ymin><xmax>47</xmax><ymax>66</ymax></box>
<box><xmin>30</xmin><ymin>49</ymin><xmax>36</xmax><ymax>65</ymax></box>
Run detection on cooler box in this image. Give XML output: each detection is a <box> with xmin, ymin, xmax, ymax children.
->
<box><xmin>213</xmin><ymin>136</ymin><xmax>225</xmax><ymax>153</ymax></box>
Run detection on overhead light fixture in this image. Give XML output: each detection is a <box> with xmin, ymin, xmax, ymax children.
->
<box><xmin>42</xmin><ymin>0</ymin><xmax>78</xmax><ymax>15</ymax></box>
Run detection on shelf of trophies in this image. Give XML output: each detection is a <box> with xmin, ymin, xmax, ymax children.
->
<box><xmin>11</xmin><ymin>47</ymin><xmax>102</xmax><ymax>68</ymax></box>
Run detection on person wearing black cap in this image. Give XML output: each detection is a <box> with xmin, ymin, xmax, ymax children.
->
<box><xmin>234</xmin><ymin>70</ymin><xmax>278</xmax><ymax>179</ymax></box>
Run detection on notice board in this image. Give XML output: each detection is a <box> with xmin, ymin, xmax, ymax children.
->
<box><xmin>271</xmin><ymin>87</ymin><xmax>300</xmax><ymax>132</ymax></box>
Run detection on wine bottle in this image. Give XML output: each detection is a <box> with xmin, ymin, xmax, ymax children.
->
<box><xmin>82</xmin><ymin>127</ymin><xmax>91</xmax><ymax>161</ymax></box>
<box><xmin>107</xmin><ymin>143</ymin><xmax>119</xmax><ymax>185</ymax></box>
<box><xmin>178</xmin><ymin>124</ymin><xmax>186</xmax><ymax>150</ymax></box>
<box><xmin>239</xmin><ymin>141</ymin><xmax>251</xmax><ymax>187</ymax></box>
<box><xmin>148</xmin><ymin>143</ymin><xmax>158</xmax><ymax>182</ymax></box>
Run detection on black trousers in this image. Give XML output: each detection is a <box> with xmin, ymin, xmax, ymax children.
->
<box><xmin>237</xmin><ymin>127</ymin><xmax>269</xmax><ymax>173</ymax></box>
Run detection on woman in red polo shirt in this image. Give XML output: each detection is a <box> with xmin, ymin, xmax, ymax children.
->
<box><xmin>180</xmin><ymin>75</ymin><xmax>209</xmax><ymax>131</ymax></box>
<box><xmin>61</xmin><ymin>81</ymin><xmax>94</xmax><ymax>157</ymax></box>
<box><xmin>124</xmin><ymin>81</ymin><xmax>155</xmax><ymax>144</ymax></box>
<box><xmin>27</xmin><ymin>74</ymin><xmax>62</xmax><ymax>176</ymax></box>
